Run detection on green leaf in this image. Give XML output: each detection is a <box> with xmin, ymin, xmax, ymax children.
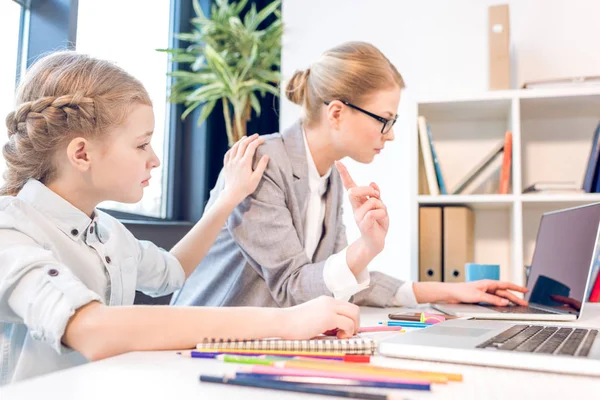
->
<box><xmin>254</xmin><ymin>0</ymin><xmax>281</xmax><ymax>28</ymax></box>
<box><xmin>197</xmin><ymin>99</ymin><xmax>218</xmax><ymax>125</ymax></box>
<box><xmin>249</xmin><ymin>92</ymin><xmax>261</xmax><ymax>117</ymax></box>
<box><xmin>181</xmin><ymin>101</ymin><xmax>201</xmax><ymax>120</ymax></box>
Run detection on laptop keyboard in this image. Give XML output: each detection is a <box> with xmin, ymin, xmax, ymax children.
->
<box><xmin>476</xmin><ymin>324</ymin><xmax>598</xmax><ymax>357</ymax></box>
<box><xmin>481</xmin><ymin>305</ymin><xmax>553</xmax><ymax>314</ymax></box>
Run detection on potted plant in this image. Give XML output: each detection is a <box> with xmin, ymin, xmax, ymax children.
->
<box><xmin>159</xmin><ymin>0</ymin><xmax>282</xmax><ymax>146</ymax></box>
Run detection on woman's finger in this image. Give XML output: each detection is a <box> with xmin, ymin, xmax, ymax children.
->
<box><xmin>235</xmin><ymin>134</ymin><xmax>258</xmax><ymax>160</ymax></box>
<box><xmin>335</xmin><ymin>161</ymin><xmax>357</xmax><ymax>191</ymax></box>
<box><xmin>348</xmin><ymin>186</ymin><xmax>380</xmax><ymax>202</ymax></box>
<box><xmin>488</xmin><ymin>281</ymin><xmax>529</xmax><ymax>294</ymax></box>
<box><xmin>494</xmin><ymin>289</ymin><xmax>528</xmax><ymax>306</ymax></box>
<box><xmin>250</xmin><ymin>155</ymin><xmax>269</xmax><ymax>186</ymax></box>
<box><xmin>355</xmin><ymin>197</ymin><xmax>386</xmax><ymax>222</ymax></box>
<box><xmin>242</xmin><ymin>136</ymin><xmax>265</xmax><ymax>162</ymax></box>
<box><xmin>478</xmin><ymin>291</ymin><xmax>510</xmax><ymax>306</ymax></box>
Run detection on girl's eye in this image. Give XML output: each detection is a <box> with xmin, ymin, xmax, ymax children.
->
<box><xmin>138</xmin><ymin>143</ymin><xmax>150</xmax><ymax>150</ymax></box>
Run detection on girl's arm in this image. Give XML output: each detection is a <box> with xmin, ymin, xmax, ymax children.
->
<box><xmin>170</xmin><ymin>134</ymin><xmax>269</xmax><ymax>278</ymax></box>
<box><xmin>63</xmin><ymin>296</ymin><xmax>360</xmax><ymax>361</ymax></box>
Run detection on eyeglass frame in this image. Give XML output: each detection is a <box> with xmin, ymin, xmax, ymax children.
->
<box><xmin>323</xmin><ymin>100</ymin><xmax>398</xmax><ymax>134</ymax></box>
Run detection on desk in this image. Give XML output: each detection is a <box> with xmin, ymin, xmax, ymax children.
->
<box><xmin>3</xmin><ymin>305</ymin><xmax>600</xmax><ymax>399</ymax></box>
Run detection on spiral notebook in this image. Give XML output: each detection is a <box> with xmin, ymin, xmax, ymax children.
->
<box><xmin>196</xmin><ymin>337</ymin><xmax>377</xmax><ymax>355</ymax></box>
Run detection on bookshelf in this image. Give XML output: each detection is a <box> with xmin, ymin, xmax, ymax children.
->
<box><xmin>412</xmin><ymin>87</ymin><xmax>600</xmax><ymax>288</ymax></box>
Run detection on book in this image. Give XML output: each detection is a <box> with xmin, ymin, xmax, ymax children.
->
<box><xmin>197</xmin><ymin>337</ymin><xmax>377</xmax><ymax>355</ymax></box>
<box><xmin>452</xmin><ymin>141</ymin><xmax>504</xmax><ymax>195</ymax></box>
<box><xmin>522</xmin><ymin>76</ymin><xmax>600</xmax><ymax>89</ymax></box>
<box><xmin>426</xmin><ymin>124</ymin><xmax>447</xmax><ymax>194</ymax></box>
<box><xmin>418</xmin><ymin>116</ymin><xmax>439</xmax><ymax>195</ymax></box>
<box><xmin>583</xmin><ymin>122</ymin><xmax>600</xmax><ymax>193</ymax></box>
<box><xmin>586</xmin><ymin>249</ymin><xmax>600</xmax><ymax>301</ymax></box>
<box><xmin>523</xmin><ymin>181</ymin><xmax>582</xmax><ymax>193</ymax></box>
<box><xmin>498</xmin><ymin>131</ymin><xmax>512</xmax><ymax>194</ymax></box>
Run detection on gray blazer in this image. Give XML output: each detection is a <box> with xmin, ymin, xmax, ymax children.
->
<box><xmin>171</xmin><ymin>120</ymin><xmax>405</xmax><ymax>308</ymax></box>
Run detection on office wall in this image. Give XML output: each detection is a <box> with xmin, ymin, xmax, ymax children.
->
<box><xmin>281</xmin><ymin>0</ymin><xmax>600</xmax><ymax>281</ymax></box>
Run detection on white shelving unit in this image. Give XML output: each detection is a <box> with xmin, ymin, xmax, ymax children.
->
<box><xmin>411</xmin><ymin>87</ymin><xmax>600</xmax><ymax>287</ymax></box>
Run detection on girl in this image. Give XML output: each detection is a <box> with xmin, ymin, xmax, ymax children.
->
<box><xmin>0</xmin><ymin>51</ymin><xmax>360</xmax><ymax>385</ymax></box>
<box><xmin>173</xmin><ymin>41</ymin><xmax>529</xmax><ymax>309</ymax></box>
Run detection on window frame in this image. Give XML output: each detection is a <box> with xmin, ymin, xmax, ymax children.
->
<box><xmin>19</xmin><ymin>0</ymin><xmax>214</xmax><ymax>227</ymax></box>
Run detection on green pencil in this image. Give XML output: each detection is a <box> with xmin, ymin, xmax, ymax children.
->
<box><xmin>216</xmin><ymin>354</ymin><xmax>274</xmax><ymax>366</ymax></box>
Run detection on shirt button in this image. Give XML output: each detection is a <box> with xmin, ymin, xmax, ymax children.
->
<box><xmin>71</xmin><ymin>229</ymin><xmax>79</xmax><ymax>236</ymax></box>
<box><xmin>105</xmin><ymin>256</ymin><xmax>112</xmax><ymax>264</ymax></box>
<box><xmin>89</xmin><ymin>226</ymin><xmax>94</xmax><ymax>234</ymax></box>
<box><xmin>48</xmin><ymin>268</ymin><xmax>59</xmax><ymax>277</ymax></box>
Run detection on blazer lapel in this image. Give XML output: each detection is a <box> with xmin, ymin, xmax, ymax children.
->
<box><xmin>314</xmin><ymin>169</ymin><xmax>342</xmax><ymax>262</ymax></box>
<box><xmin>282</xmin><ymin>120</ymin><xmax>309</xmax><ymax>246</ymax></box>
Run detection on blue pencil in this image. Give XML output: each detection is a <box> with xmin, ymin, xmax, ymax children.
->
<box><xmin>378</xmin><ymin>321</ymin><xmax>430</xmax><ymax>328</ymax></box>
<box><xmin>200</xmin><ymin>374</ymin><xmax>398</xmax><ymax>399</ymax></box>
<box><xmin>234</xmin><ymin>372</ymin><xmax>430</xmax><ymax>391</ymax></box>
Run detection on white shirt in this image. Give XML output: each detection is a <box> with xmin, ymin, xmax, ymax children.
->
<box><xmin>0</xmin><ymin>180</ymin><xmax>185</xmax><ymax>385</ymax></box>
<box><xmin>301</xmin><ymin>131</ymin><xmax>417</xmax><ymax>306</ymax></box>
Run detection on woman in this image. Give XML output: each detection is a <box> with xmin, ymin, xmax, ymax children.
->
<box><xmin>172</xmin><ymin>41</ymin><xmax>528</xmax><ymax>308</ymax></box>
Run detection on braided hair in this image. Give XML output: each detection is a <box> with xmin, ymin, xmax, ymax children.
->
<box><xmin>1</xmin><ymin>51</ymin><xmax>151</xmax><ymax>196</ymax></box>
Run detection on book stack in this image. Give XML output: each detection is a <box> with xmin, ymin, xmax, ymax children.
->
<box><xmin>418</xmin><ymin>115</ymin><xmax>513</xmax><ymax>195</ymax></box>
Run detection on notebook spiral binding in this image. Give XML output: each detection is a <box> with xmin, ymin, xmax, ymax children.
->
<box><xmin>197</xmin><ymin>337</ymin><xmax>377</xmax><ymax>355</ymax></box>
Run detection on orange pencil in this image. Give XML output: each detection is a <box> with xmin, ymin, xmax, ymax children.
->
<box><xmin>273</xmin><ymin>359</ymin><xmax>462</xmax><ymax>383</ymax></box>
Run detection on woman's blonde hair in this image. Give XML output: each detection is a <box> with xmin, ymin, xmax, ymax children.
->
<box><xmin>1</xmin><ymin>51</ymin><xmax>151</xmax><ymax>196</ymax></box>
<box><xmin>285</xmin><ymin>41</ymin><xmax>405</xmax><ymax>125</ymax></box>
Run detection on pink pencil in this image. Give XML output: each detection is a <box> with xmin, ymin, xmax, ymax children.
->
<box><xmin>243</xmin><ymin>365</ymin><xmax>431</xmax><ymax>385</ymax></box>
<box><xmin>359</xmin><ymin>326</ymin><xmax>405</xmax><ymax>333</ymax></box>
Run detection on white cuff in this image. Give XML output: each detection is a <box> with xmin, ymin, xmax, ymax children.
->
<box><xmin>393</xmin><ymin>282</ymin><xmax>419</xmax><ymax>307</ymax></box>
<box><xmin>323</xmin><ymin>247</ymin><xmax>370</xmax><ymax>301</ymax></box>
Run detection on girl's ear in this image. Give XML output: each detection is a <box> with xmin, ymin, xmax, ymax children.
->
<box><xmin>326</xmin><ymin>100</ymin><xmax>344</xmax><ymax>130</ymax></box>
<box><xmin>66</xmin><ymin>137</ymin><xmax>92</xmax><ymax>172</ymax></box>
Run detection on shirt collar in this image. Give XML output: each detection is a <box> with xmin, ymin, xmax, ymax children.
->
<box><xmin>17</xmin><ymin>179</ymin><xmax>106</xmax><ymax>242</ymax></box>
<box><xmin>302</xmin><ymin>128</ymin><xmax>331</xmax><ymax>195</ymax></box>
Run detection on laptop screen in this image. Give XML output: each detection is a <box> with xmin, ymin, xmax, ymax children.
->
<box><xmin>526</xmin><ymin>203</ymin><xmax>600</xmax><ymax>316</ymax></box>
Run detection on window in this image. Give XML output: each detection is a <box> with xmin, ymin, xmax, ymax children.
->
<box><xmin>76</xmin><ymin>0</ymin><xmax>172</xmax><ymax>218</ymax></box>
<box><xmin>0</xmin><ymin>1</ymin><xmax>24</xmax><ymax>189</ymax></box>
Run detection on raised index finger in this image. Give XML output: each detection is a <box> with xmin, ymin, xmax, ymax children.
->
<box><xmin>335</xmin><ymin>161</ymin><xmax>357</xmax><ymax>190</ymax></box>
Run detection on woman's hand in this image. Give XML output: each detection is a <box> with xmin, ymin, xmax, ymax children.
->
<box><xmin>442</xmin><ymin>280</ymin><xmax>529</xmax><ymax>306</ymax></box>
<box><xmin>222</xmin><ymin>134</ymin><xmax>269</xmax><ymax>205</ymax></box>
<box><xmin>335</xmin><ymin>161</ymin><xmax>388</xmax><ymax>256</ymax></box>
<box><xmin>280</xmin><ymin>296</ymin><xmax>360</xmax><ymax>340</ymax></box>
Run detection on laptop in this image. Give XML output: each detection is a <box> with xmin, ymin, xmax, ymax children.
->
<box><xmin>433</xmin><ymin>202</ymin><xmax>600</xmax><ymax>321</ymax></box>
<box><xmin>379</xmin><ymin>203</ymin><xmax>600</xmax><ymax>376</ymax></box>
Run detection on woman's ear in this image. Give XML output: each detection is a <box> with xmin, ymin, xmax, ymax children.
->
<box><xmin>326</xmin><ymin>100</ymin><xmax>344</xmax><ymax>130</ymax></box>
<box><xmin>66</xmin><ymin>137</ymin><xmax>92</xmax><ymax>172</ymax></box>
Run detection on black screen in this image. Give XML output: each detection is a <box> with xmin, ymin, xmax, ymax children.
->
<box><xmin>526</xmin><ymin>203</ymin><xmax>600</xmax><ymax>315</ymax></box>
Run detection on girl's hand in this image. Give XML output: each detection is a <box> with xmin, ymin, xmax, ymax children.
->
<box><xmin>222</xmin><ymin>134</ymin><xmax>269</xmax><ymax>205</ymax></box>
<box><xmin>335</xmin><ymin>161</ymin><xmax>388</xmax><ymax>256</ymax></box>
<box><xmin>280</xmin><ymin>296</ymin><xmax>360</xmax><ymax>340</ymax></box>
<box><xmin>444</xmin><ymin>280</ymin><xmax>529</xmax><ymax>306</ymax></box>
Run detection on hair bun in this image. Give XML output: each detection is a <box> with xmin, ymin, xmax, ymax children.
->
<box><xmin>285</xmin><ymin>68</ymin><xmax>310</xmax><ymax>105</ymax></box>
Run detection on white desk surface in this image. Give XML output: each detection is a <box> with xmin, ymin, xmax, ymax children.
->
<box><xmin>2</xmin><ymin>304</ymin><xmax>600</xmax><ymax>400</ymax></box>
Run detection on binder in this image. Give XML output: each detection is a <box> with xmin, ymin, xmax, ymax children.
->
<box><xmin>489</xmin><ymin>4</ymin><xmax>510</xmax><ymax>90</ymax></box>
<box><xmin>419</xmin><ymin>206</ymin><xmax>443</xmax><ymax>282</ymax></box>
<box><xmin>443</xmin><ymin>206</ymin><xmax>474</xmax><ymax>283</ymax></box>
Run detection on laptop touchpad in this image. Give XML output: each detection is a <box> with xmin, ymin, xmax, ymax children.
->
<box><xmin>423</xmin><ymin>326</ymin><xmax>493</xmax><ymax>337</ymax></box>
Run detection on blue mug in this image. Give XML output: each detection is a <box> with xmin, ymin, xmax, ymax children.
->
<box><xmin>465</xmin><ymin>263</ymin><xmax>500</xmax><ymax>282</ymax></box>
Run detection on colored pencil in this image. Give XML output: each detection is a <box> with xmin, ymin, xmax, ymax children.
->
<box><xmin>179</xmin><ymin>350</ymin><xmax>368</xmax><ymax>362</ymax></box>
<box><xmin>378</xmin><ymin>321</ymin><xmax>430</xmax><ymax>328</ymax></box>
<box><xmin>273</xmin><ymin>359</ymin><xmax>462</xmax><ymax>383</ymax></box>
<box><xmin>200</xmin><ymin>374</ymin><xmax>405</xmax><ymax>400</ymax></box>
<box><xmin>358</xmin><ymin>326</ymin><xmax>405</xmax><ymax>333</ymax></box>
<box><xmin>242</xmin><ymin>366</ymin><xmax>433</xmax><ymax>387</ymax></box>
<box><xmin>234</xmin><ymin>372</ymin><xmax>431</xmax><ymax>391</ymax></box>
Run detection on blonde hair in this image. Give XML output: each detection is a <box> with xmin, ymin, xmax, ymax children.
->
<box><xmin>285</xmin><ymin>41</ymin><xmax>405</xmax><ymax>125</ymax></box>
<box><xmin>1</xmin><ymin>51</ymin><xmax>151</xmax><ymax>196</ymax></box>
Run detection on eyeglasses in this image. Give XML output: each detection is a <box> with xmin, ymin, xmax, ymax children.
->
<box><xmin>324</xmin><ymin>100</ymin><xmax>397</xmax><ymax>134</ymax></box>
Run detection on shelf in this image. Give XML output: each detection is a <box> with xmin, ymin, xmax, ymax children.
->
<box><xmin>521</xmin><ymin>193</ymin><xmax>600</xmax><ymax>206</ymax></box>
<box><xmin>417</xmin><ymin>194</ymin><xmax>515</xmax><ymax>210</ymax></box>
